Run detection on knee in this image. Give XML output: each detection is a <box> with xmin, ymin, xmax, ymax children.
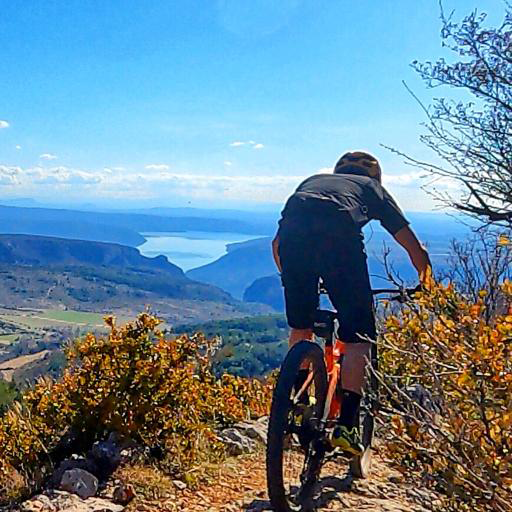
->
<box><xmin>289</xmin><ymin>328</ymin><xmax>314</xmax><ymax>347</ymax></box>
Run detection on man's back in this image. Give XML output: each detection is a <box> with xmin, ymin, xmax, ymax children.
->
<box><xmin>281</xmin><ymin>172</ymin><xmax>409</xmax><ymax>237</ymax></box>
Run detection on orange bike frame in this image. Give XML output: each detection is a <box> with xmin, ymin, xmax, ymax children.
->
<box><xmin>322</xmin><ymin>339</ymin><xmax>345</xmax><ymax>420</ymax></box>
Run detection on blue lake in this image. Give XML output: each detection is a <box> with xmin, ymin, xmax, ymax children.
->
<box><xmin>139</xmin><ymin>231</ymin><xmax>261</xmax><ymax>271</ymax></box>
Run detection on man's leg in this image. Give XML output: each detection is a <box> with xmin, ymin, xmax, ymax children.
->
<box><xmin>280</xmin><ymin>233</ymin><xmax>318</xmax><ymax>346</ymax></box>
<box><xmin>279</xmin><ymin>231</ymin><xmax>318</xmax><ymax>395</ymax></box>
<box><xmin>338</xmin><ymin>342</ymin><xmax>371</xmax><ymax>428</ymax></box>
<box><xmin>322</xmin><ymin>244</ymin><xmax>376</xmax><ymax>453</ymax></box>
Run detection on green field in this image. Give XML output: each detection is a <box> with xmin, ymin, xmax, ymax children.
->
<box><xmin>0</xmin><ymin>309</ymin><xmax>108</xmax><ymax>331</ymax></box>
<box><xmin>0</xmin><ymin>334</ymin><xmax>18</xmax><ymax>345</ymax></box>
<box><xmin>39</xmin><ymin>310</ymin><xmax>106</xmax><ymax>326</ymax></box>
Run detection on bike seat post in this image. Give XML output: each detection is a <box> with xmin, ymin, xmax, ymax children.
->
<box><xmin>312</xmin><ymin>309</ymin><xmax>336</xmax><ymax>344</ymax></box>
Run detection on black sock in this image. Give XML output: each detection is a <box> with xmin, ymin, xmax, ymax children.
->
<box><xmin>338</xmin><ymin>390</ymin><xmax>362</xmax><ymax>429</ymax></box>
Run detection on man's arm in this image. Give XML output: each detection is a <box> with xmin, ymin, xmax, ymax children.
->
<box><xmin>393</xmin><ymin>226</ymin><xmax>433</xmax><ymax>286</ymax></box>
<box><xmin>272</xmin><ymin>233</ymin><xmax>282</xmax><ymax>273</ymax></box>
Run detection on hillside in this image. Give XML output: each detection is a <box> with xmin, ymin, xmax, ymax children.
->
<box><xmin>0</xmin><ymin>234</ymin><xmax>183</xmax><ymax>274</ymax></box>
<box><xmin>0</xmin><ymin>235</ymin><xmax>270</xmax><ymax>322</ymax></box>
<box><xmin>0</xmin><ymin>312</ymin><xmax>445</xmax><ymax>512</ymax></box>
<box><xmin>243</xmin><ymin>274</ymin><xmax>284</xmax><ymax>311</ymax></box>
<box><xmin>174</xmin><ymin>314</ymin><xmax>288</xmax><ymax>376</ymax></box>
<box><xmin>187</xmin><ymin>237</ymin><xmax>274</xmax><ymax>298</ymax></box>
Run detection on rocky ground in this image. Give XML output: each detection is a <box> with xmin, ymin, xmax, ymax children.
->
<box><xmin>11</xmin><ymin>419</ymin><xmax>443</xmax><ymax>512</ymax></box>
<box><xmin>172</xmin><ymin>450</ymin><xmax>441</xmax><ymax>511</ymax></box>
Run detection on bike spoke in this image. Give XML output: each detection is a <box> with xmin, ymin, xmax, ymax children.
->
<box><xmin>266</xmin><ymin>340</ymin><xmax>328</xmax><ymax>512</ymax></box>
<box><xmin>281</xmin><ymin>364</ymin><xmax>318</xmax><ymax>503</ymax></box>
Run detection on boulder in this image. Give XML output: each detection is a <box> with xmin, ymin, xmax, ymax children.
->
<box><xmin>21</xmin><ymin>491</ymin><xmax>124</xmax><ymax>512</ymax></box>
<box><xmin>59</xmin><ymin>469</ymin><xmax>99</xmax><ymax>500</ymax></box>
<box><xmin>21</xmin><ymin>494</ymin><xmax>57</xmax><ymax>512</ymax></box>
<box><xmin>51</xmin><ymin>456</ymin><xmax>97</xmax><ymax>488</ymax></box>
<box><xmin>112</xmin><ymin>483</ymin><xmax>136</xmax><ymax>505</ymax></box>
<box><xmin>220</xmin><ymin>427</ymin><xmax>258</xmax><ymax>455</ymax></box>
<box><xmin>234</xmin><ymin>421</ymin><xmax>267</xmax><ymax>443</ymax></box>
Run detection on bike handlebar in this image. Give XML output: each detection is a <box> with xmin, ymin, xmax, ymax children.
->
<box><xmin>372</xmin><ymin>286</ymin><xmax>422</xmax><ymax>301</ymax></box>
<box><xmin>318</xmin><ymin>283</ymin><xmax>421</xmax><ymax>299</ymax></box>
<box><xmin>371</xmin><ymin>287</ymin><xmax>417</xmax><ymax>295</ymax></box>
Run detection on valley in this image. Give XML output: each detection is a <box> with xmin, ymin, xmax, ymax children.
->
<box><xmin>0</xmin><ymin>203</ymin><xmax>470</xmax><ymax>398</ymax></box>
<box><xmin>0</xmin><ymin>227</ymin><xmax>274</xmax><ymax>390</ymax></box>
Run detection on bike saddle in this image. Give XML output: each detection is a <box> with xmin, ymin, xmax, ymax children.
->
<box><xmin>313</xmin><ymin>309</ymin><xmax>337</xmax><ymax>338</ymax></box>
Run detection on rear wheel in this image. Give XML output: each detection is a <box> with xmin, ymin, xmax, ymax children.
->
<box><xmin>266</xmin><ymin>341</ymin><xmax>328</xmax><ymax>512</ymax></box>
<box><xmin>350</xmin><ymin>342</ymin><xmax>378</xmax><ymax>478</ymax></box>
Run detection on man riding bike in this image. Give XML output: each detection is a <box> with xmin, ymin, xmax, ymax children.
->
<box><xmin>272</xmin><ymin>151</ymin><xmax>432</xmax><ymax>456</ymax></box>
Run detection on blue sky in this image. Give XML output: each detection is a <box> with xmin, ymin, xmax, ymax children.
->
<box><xmin>0</xmin><ymin>0</ymin><xmax>505</xmax><ymax>210</ymax></box>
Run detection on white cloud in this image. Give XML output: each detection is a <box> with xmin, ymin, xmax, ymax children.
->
<box><xmin>0</xmin><ymin>120</ymin><xmax>9</xmax><ymax>129</ymax></box>
<box><xmin>224</xmin><ymin>160</ymin><xmax>233</xmax><ymax>166</ymax></box>
<box><xmin>15</xmin><ymin>145</ymin><xmax>21</xmax><ymax>150</ymax></box>
<box><xmin>230</xmin><ymin>140</ymin><xmax>265</xmax><ymax>149</ymax></box>
<box><xmin>0</xmin><ymin>162</ymin><xmax>448</xmax><ymax>210</ymax></box>
<box><xmin>27</xmin><ymin>166</ymin><xmax>102</xmax><ymax>185</ymax></box>
<box><xmin>0</xmin><ymin>165</ymin><xmax>21</xmax><ymax>186</ymax></box>
<box><xmin>383</xmin><ymin>171</ymin><xmax>424</xmax><ymax>187</ymax></box>
<box><xmin>145</xmin><ymin>164</ymin><xmax>170</xmax><ymax>171</ymax></box>
<box><xmin>39</xmin><ymin>153</ymin><xmax>58</xmax><ymax>161</ymax></box>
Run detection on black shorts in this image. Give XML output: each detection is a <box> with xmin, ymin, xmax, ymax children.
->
<box><xmin>279</xmin><ymin>224</ymin><xmax>376</xmax><ymax>344</ymax></box>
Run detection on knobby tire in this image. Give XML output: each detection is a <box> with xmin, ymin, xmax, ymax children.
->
<box><xmin>266</xmin><ymin>340</ymin><xmax>327</xmax><ymax>512</ymax></box>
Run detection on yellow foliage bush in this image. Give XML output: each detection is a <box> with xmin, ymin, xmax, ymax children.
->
<box><xmin>0</xmin><ymin>313</ymin><xmax>272</xmax><ymax>504</ymax></box>
<box><xmin>379</xmin><ymin>281</ymin><xmax>512</xmax><ymax>511</ymax></box>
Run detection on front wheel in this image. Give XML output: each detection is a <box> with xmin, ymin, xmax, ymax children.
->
<box><xmin>266</xmin><ymin>341</ymin><xmax>328</xmax><ymax>512</ymax></box>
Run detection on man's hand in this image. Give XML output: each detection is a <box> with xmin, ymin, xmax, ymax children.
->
<box><xmin>393</xmin><ymin>226</ymin><xmax>434</xmax><ymax>289</ymax></box>
<box><xmin>272</xmin><ymin>234</ymin><xmax>282</xmax><ymax>273</ymax></box>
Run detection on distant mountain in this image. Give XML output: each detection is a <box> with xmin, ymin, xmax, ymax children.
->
<box><xmin>227</xmin><ymin>237</ymin><xmax>270</xmax><ymax>253</ymax></box>
<box><xmin>126</xmin><ymin>206</ymin><xmax>279</xmax><ymax>235</ymax></box>
<box><xmin>0</xmin><ymin>198</ymin><xmax>40</xmax><ymax>207</ymax></box>
<box><xmin>0</xmin><ymin>205</ymin><xmax>271</xmax><ymax>248</ymax></box>
<box><xmin>244</xmin><ymin>275</ymin><xmax>284</xmax><ymax>311</ymax></box>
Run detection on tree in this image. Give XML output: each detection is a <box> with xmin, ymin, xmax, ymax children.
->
<box><xmin>404</xmin><ymin>6</ymin><xmax>512</xmax><ymax>226</ymax></box>
<box><xmin>444</xmin><ymin>228</ymin><xmax>512</xmax><ymax>320</ymax></box>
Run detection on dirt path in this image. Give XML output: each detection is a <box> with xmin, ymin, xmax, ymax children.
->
<box><xmin>0</xmin><ymin>349</ymin><xmax>49</xmax><ymax>381</ymax></box>
<box><xmin>138</xmin><ymin>448</ymin><xmax>439</xmax><ymax>511</ymax></box>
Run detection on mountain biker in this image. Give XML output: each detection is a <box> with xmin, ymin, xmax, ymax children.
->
<box><xmin>272</xmin><ymin>151</ymin><xmax>432</xmax><ymax>455</ymax></box>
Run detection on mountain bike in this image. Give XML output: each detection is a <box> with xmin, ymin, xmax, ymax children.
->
<box><xmin>266</xmin><ymin>287</ymin><xmax>411</xmax><ymax>512</ymax></box>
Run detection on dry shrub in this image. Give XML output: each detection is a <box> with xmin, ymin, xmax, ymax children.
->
<box><xmin>0</xmin><ymin>313</ymin><xmax>273</xmax><ymax>505</ymax></box>
<box><xmin>379</xmin><ymin>281</ymin><xmax>512</xmax><ymax>511</ymax></box>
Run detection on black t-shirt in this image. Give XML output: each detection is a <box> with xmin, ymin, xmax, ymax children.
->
<box><xmin>279</xmin><ymin>173</ymin><xmax>409</xmax><ymax>236</ymax></box>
